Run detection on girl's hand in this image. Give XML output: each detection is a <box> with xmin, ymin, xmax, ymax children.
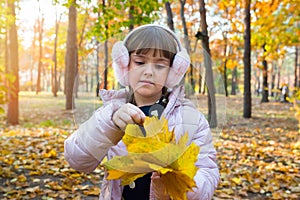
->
<box><xmin>112</xmin><ymin>103</ymin><xmax>145</xmax><ymax>131</ymax></box>
<box><xmin>151</xmin><ymin>172</ymin><xmax>170</xmax><ymax>200</ymax></box>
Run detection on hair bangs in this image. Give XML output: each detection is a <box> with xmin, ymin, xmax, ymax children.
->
<box><xmin>125</xmin><ymin>26</ymin><xmax>178</xmax><ymax>61</ymax></box>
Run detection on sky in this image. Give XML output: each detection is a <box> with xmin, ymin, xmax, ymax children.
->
<box><xmin>18</xmin><ymin>0</ymin><xmax>67</xmax><ymax>49</ymax></box>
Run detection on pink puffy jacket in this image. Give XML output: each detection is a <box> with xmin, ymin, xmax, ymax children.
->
<box><xmin>64</xmin><ymin>86</ymin><xmax>219</xmax><ymax>200</ymax></box>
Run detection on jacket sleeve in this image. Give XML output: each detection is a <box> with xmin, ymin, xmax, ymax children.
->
<box><xmin>64</xmin><ymin>102</ymin><xmax>124</xmax><ymax>172</ymax></box>
<box><xmin>187</xmin><ymin>113</ymin><xmax>220</xmax><ymax>200</ymax></box>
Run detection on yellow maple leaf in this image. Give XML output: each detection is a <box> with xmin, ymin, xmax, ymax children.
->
<box><xmin>102</xmin><ymin>116</ymin><xmax>200</xmax><ymax>200</ymax></box>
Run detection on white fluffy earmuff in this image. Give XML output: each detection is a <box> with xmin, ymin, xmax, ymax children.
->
<box><xmin>111</xmin><ymin>41</ymin><xmax>130</xmax><ymax>86</ymax></box>
<box><xmin>111</xmin><ymin>24</ymin><xmax>190</xmax><ymax>88</ymax></box>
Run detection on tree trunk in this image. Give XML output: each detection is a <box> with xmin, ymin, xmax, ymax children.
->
<box><xmin>270</xmin><ymin>61</ymin><xmax>276</xmax><ymax>97</ymax></box>
<box><xmin>31</xmin><ymin>20</ymin><xmax>37</xmax><ymax>91</ymax></box>
<box><xmin>254</xmin><ymin>67</ymin><xmax>261</xmax><ymax>96</ymax></box>
<box><xmin>103</xmin><ymin>0</ymin><xmax>108</xmax><ymax>90</ymax></box>
<box><xmin>298</xmin><ymin>46</ymin><xmax>300</xmax><ymax>88</ymax></box>
<box><xmin>75</xmin><ymin>7</ymin><xmax>88</xmax><ymax>97</ymax></box>
<box><xmin>222</xmin><ymin>10</ymin><xmax>229</xmax><ymax>97</ymax></box>
<box><xmin>165</xmin><ymin>2</ymin><xmax>174</xmax><ymax>31</ymax></box>
<box><xmin>58</xmin><ymin>72</ymin><xmax>62</xmax><ymax>91</ymax></box>
<box><xmin>65</xmin><ymin>0</ymin><xmax>77</xmax><ymax>110</ymax></box>
<box><xmin>36</xmin><ymin>2</ymin><xmax>44</xmax><ymax>94</ymax></box>
<box><xmin>6</xmin><ymin>0</ymin><xmax>19</xmax><ymax>125</ymax></box>
<box><xmin>276</xmin><ymin>59</ymin><xmax>282</xmax><ymax>90</ymax></box>
<box><xmin>198</xmin><ymin>63</ymin><xmax>203</xmax><ymax>94</ymax></box>
<box><xmin>83</xmin><ymin>63</ymin><xmax>88</xmax><ymax>92</ymax></box>
<box><xmin>295</xmin><ymin>46</ymin><xmax>299</xmax><ymax>88</ymax></box>
<box><xmin>243</xmin><ymin>0</ymin><xmax>251</xmax><ymax>118</ymax></box>
<box><xmin>42</xmin><ymin>60</ymin><xmax>47</xmax><ymax>91</ymax></box>
<box><xmin>261</xmin><ymin>44</ymin><xmax>269</xmax><ymax>102</ymax></box>
<box><xmin>231</xmin><ymin>66</ymin><xmax>237</xmax><ymax>95</ymax></box>
<box><xmin>179</xmin><ymin>0</ymin><xmax>190</xmax><ymax>52</ymax></box>
<box><xmin>96</xmin><ymin>40</ymin><xmax>100</xmax><ymax>95</ymax></box>
<box><xmin>91</xmin><ymin>71</ymin><xmax>94</xmax><ymax>92</ymax></box>
<box><xmin>223</xmin><ymin>59</ymin><xmax>228</xmax><ymax>96</ymax></box>
<box><xmin>129</xmin><ymin>5</ymin><xmax>134</xmax><ymax>31</ymax></box>
<box><xmin>199</xmin><ymin>0</ymin><xmax>217</xmax><ymax>128</ymax></box>
<box><xmin>223</xmin><ymin>34</ymin><xmax>228</xmax><ymax>97</ymax></box>
<box><xmin>96</xmin><ymin>9</ymin><xmax>100</xmax><ymax>96</ymax></box>
<box><xmin>104</xmin><ymin>40</ymin><xmax>108</xmax><ymax>89</ymax></box>
<box><xmin>179</xmin><ymin>0</ymin><xmax>194</xmax><ymax>91</ymax></box>
<box><xmin>52</xmin><ymin>10</ymin><xmax>60</xmax><ymax>97</ymax></box>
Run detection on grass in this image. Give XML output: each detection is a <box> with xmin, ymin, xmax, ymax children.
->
<box><xmin>17</xmin><ymin>91</ymin><xmax>102</xmax><ymax>128</ymax></box>
<box><xmin>1</xmin><ymin>91</ymin><xmax>295</xmax><ymax>130</ymax></box>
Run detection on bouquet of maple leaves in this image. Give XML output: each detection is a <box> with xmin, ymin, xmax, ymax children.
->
<box><xmin>101</xmin><ymin>116</ymin><xmax>200</xmax><ymax>200</ymax></box>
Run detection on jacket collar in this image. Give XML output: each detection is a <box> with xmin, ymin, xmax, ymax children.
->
<box><xmin>164</xmin><ymin>85</ymin><xmax>185</xmax><ymax>117</ymax></box>
<box><xmin>99</xmin><ymin>88</ymin><xmax>128</xmax><ymax>105</ymax></box>
<box><xmin>99</xmin><ymin>85</ymin><xmax>186</xmax><ymax>113</ymax></box>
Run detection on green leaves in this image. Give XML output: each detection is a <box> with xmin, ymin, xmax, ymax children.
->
<box><xmin>88</xmin><ymin>0</ymin><xmax>163</xmax><ymax>42</ymax></box>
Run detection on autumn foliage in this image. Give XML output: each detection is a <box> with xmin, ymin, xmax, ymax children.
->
<box><xmin>103</xmin><ymin>116</ymin><xmax>200</xmax><ymax>200</ymax></box>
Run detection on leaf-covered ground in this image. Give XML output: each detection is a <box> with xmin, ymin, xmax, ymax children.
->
<box><xmin>214</xmin><ymin>98</ymin><xmax>299</xmax><ymax>200</ymax></box>
<box><xmin>0</xmin><ymin>92</ymin><xmax>299</xmax><ymax>199</ymax></box>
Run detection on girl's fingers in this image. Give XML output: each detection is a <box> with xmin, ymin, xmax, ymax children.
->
<box><xmin>113</xmin><ymin>103</ymin><xmax>145</xmax><ymax>131</ymax></box>
<box><xmin>126</xmin><ymin>104</ymin><xmax>146</xmax><ymax>121</ymax></box>
<box><xmin>128</xmin><ymin>108</ymin><xmax>145</xmax><ymax>125</ymax></box>
<box><xmin>151</xmin><ymin>172</ymin><xmax>170</xmax><ymax>200</ymax></box>
<box><xmin>151</xmin><ymin>172</ymin><xmax>161</xmax><ymax>180</ymax></box>
<box><xmin>120</xmin><ymin>111</ymin><xmax>134</xmax><ymax>124</ymax></box>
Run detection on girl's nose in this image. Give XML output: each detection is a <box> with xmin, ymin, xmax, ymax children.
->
<box><xmin>143</xmin><ymin>63</ymin><xmax>154</xmax><ymax>76</ymax></box>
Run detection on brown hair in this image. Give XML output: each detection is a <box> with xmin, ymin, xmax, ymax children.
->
<box><xmin>125</xmin><ymin>26</ymin><xmax>177</xmax><ymax>61</ymax></box>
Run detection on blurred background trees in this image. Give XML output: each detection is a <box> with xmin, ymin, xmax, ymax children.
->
<box><xmin>0</xmin><ymin>0</ymin><xmax>299</xmax><ymax>126</ymax></box>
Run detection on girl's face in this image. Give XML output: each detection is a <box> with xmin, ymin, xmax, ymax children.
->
<box><xmin>128</xmin><ymin>51</ymin><xmax>170</xmax><ymax>106</ymax></box>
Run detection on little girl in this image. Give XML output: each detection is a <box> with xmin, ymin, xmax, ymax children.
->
<box><xmin>64</xmin><ymin>24</ymin><xmax>219</xmax><ymax>200</ymax></box>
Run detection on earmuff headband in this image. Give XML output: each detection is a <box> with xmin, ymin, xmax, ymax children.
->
<box><xmin>111</xmin><ymin>24</ymin><xmax>191</xmax><ymax>88</ymax></box>
<box><xmin>122</xmin><ymin>24</ymin><xmax>183</xmax><ymax>52</ymax></box>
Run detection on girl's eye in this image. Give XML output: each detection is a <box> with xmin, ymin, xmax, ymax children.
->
<box><xmin>134</xmin><ymin>61</ymin><xmax>144</xmax><ymax>65</ymax></box>
<box><xmin>155</xmin><ymin>64</ymin><xmax>167</xmax><ymax>69</ymax></box>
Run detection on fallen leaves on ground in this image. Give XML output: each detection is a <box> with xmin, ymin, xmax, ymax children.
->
<box><xmin>213</xmin><ymin>99</ymin><xmax>300</xmax><ymax>200</ymax></box>
<box><xmin>0</xmin><ymin>127</ymin><xmax>102</xmax><ymax>199</ymax></box>
<box><xmin>0</xmin><ymin>96</ymin><xmax>299</xmax><ymax>199</ymax></box>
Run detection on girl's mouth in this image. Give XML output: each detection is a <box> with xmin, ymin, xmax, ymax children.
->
<box><xmin>140</xmin><ymin>80</ymin><xmax>154</xmax><ymax>85</ymax></box>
